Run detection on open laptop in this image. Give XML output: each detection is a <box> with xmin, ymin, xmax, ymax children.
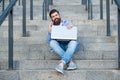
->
<box><xmin>51</xmin><ymin>25</ymin><xmax>77</xmax><ymax>40</ymax></box>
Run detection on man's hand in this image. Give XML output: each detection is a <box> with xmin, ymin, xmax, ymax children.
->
<box><xmin>67</xmin><ymin>26</ymin><xmax>73</xmax><ymax>29</ymax></box>
<box><xmin>48</xmin><ymin>21</ymin><xmax>53</xmax><ymax>32</ymax></box>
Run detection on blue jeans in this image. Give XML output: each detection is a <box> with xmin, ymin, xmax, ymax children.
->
<box><xmin>50</xmin><ymin>40</ymin><xmax>77</xmax><ymax>64</ymax></box>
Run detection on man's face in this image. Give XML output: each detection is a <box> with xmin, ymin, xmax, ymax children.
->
<box><xmin>51</xmin><ymin>12</ymin><xmax>60</xmax><ymax>21</ymax></box>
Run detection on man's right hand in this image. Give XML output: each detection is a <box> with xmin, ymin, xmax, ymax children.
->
<box><xmin>48</xmin><ymin>21</ymin><xmax>53</xmax><ymax>32</ymax></box>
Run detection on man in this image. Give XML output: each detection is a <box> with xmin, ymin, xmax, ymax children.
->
<box><xmin>47</xmin><ymin>9</ymin><xmax>78</xmax><ymax>74</ymax></box>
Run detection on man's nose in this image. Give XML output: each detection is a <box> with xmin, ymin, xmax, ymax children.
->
<box><xmin>55</xmin><ymin>17</ymin><xmax>58</xmax><ymax>19</ymax></box>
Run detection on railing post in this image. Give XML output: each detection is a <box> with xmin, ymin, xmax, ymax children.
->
<box><xmin>42</xmin><ymin>0</ymin><xmax>47</xmax><ymax>20</ymax></box>
<box><xmin>30</xmin><ymin>0</ymin><xmax>33</xmax><ymax>20</ymax></box>
<box><xmin>106</xmin><ymin>0</ymin><xmax>110</xmax><ymax>36</ymax></box>
<box><xmin>111</xmin><ymin>0</ymin><xmax>114</xmax><ymax>4</ymax></box>
<box><xmin>18</xmin><ymin>0</ymin><xmax>20</xmax><ymax>5</ymax></box>
<box><xmin>22</xmin><ymin>0</ymin><xmax>27</xmax><ymax>36</ymax></box>
<box><xmin>88</xmin><ymin>0</ymin><xmax>93</xmax><ymax>20</ymax></box>
<box><xmin>118</xmin><ymin>8</ymin><xmax>120</xmax><ymax>69</ymax></box>
<box><xmin>100</xmin><ymin>0</ymin><xmax>103</xmax><ymax>19</ymax></box>
<box><xmin>46</xmin><ymin>0</ymin><xmax>49</xmax><ymax>12</ymax></box>
<box><xmin>8</xmin><ymin>1</ymin><xmax>13</xmax><ymax>70</ymax></box>
<box><xmin>81</xmin><ymin>0</ymin><xmax>88</xmax><ymax>10</ymax></box>
<box><xmin>2</xmin><ymin>0</ymin><xmax>5</xmax><ymax>11</ymax></box>
<box><xmin>85</xmin><ymin>0</ymin><xmax>88</xmax><ymax>11</ymax></box>
<box><xmin>49</xmin><ymin>0</ymin><xmax>53</xmax><ymax>5</ymax></box>
<box><xmin>82</xmin><ymin>0</ymin><xmax>87</xmax><ymax>5</ymax></box>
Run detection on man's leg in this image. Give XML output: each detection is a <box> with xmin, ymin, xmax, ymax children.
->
<box><xmin>50</xmin><ymin>40</ymin><xmax>66</xmax><ymax>74</ymax></box>
<box><xmin>50</xmin><ymin>40</ymin><xmax>65</xmax><ymax>58</ymax></box>
<box><xmin>62</xmin><ymin>40</ymin><xmax>77</xmax><ymax>64</ymax></box>
<box><xmin>67</xmin><ymin>60</ymin><xmax>77</xmax><ymax>70</ymax></box>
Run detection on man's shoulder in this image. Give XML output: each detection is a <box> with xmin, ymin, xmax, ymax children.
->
<box><xmin>62</xmin><ymin>20</ymin><xmax>69</xmax><ymax>23</ymax></box>
<box><xmin>61</xmin><ymin>20</ymin><xmax>72</xmax><ymax>26</ymax></box>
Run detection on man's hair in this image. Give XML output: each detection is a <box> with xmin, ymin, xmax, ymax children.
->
<box><xmin>49</xmin><ymin>9</ymin><xmax>59</xmax><ymax>18</ymax></box>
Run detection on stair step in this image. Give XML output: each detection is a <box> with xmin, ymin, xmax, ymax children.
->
<box><xmin>12</xmin><ymin>2</ymin><xmax>117</xmax><ymax>20</ymax></box>
<box><xmin>0</xmin><ymin>28</ymin><xmax>114</xmax><ymax>38</ymax></box>
<box><xmin>45</xmin><ymin>51</ymin><xmax>118</xmax><ymax>60</ymax></box>
<box><xmin>0</xmin><ymin>0</ymin><xmax>119</xmax><ymax>80</ymax></box>
<box><xmin>0</xmin><ymin>51</ymin><xmax>118</xmax><ymax>70</ymax></box>
<box><xmin>0</xmin><ymin>50</ymin><xmax>117</xmax><ymax>61</ymax></box>
<box><xmin>12</xmin><ymin>36</ymin><xmax>116</xmax><ymax>44</ymax></box>
<box><xmin>16</xmin><ymin>60</ymin><xmax>117</xmax><ymax>70</ymax></box>
<box><xmin>0</xmin><ymin>69</ymin><xmax>120</xmax><ymax>80</ymax></box>
<box><xmin>0</xmin><ymin>19</ymin><xmax>116</xmax><ymax>26</ymax></box>
<box><xmin>53</xmin><ymin>0</ymin><xmax>112</xmax><ymax>5</ymax></box>
<box><xmin>49</xmin><ymin>5</ymin><xmax>117</xmax><ymax>20</ymax></box>
<box><xmin>0</xmin><ymin>42</ymin><xmax>117</xmax><ymax>51</ymax></box>
<box><xmin>0</xmin><ymin>19</ymin><xmax>49</xmax><ymax>26</ymax></box>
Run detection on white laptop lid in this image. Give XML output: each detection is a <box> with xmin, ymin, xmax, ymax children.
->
<box><xmin>51</xmin><ymin>26</ymin><xmax>77</xmax><ymax>40</ymax></box>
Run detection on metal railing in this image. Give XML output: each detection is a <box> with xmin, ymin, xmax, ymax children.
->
<box><xmin>84</xmin><ymin>0</ymin><xmax>119</xmax><ymax>69</ymax></box>
<box><xmin>114</xmin><ymin>0</ymin><xmax>120</xmax><ymax>69</ymax></box>
<box><xmin>0</xmin><ymin>0</ymin><xmax>17</xmax><ymax>70</ymax></box>
<box><xmin>81</xmin><ymin>0</ymin><xmax>93</xmax><ymax>20</ymax></box>
<box><xmin>82</xmin><ymin>0</ymin><xmax>111</xmax><ymax>36</ymax></box>
<box><xmin>0</xmin><ymin>0</ymin><xmax>5</xmax><ymax>12</ymax></box>
<box><xmin>106</xmin><ymin>0</ymin><xmax>111</xmax><ymax>36</ymax></box>
<box><xmin>0</xmin><ymin>0</ymin><xmax>119</xmax><ymax>70</ymax></box>
<box><xmin>42</xmin><ymin>0</ymin><xmax>47</xmax><ymax>20</ymax></box>
<box><xmin>20</xmin><ymin>0</ymin><xmax>33</xmax><ymax>36</ymax></box>
<box><xmin>118</xmin><ymin>7</ymin><xmax>120</xmax><ymax>70</ymax></box>
<box><xmin>0</xmin><ymin>0</ymin><xmax>53</xmax><ymax>70</ymax></box>
<box><xmin>42</xmin><ymin>0</ymin><xmax>53</xmax><ymax>20</ymax></box>
<box><xmin>100</xmin><ymin>0</ymin><xmax>103</xmax><ymax>19</ymax></box>
<box><xmin>88</xmin><ymin>0</ymin><xmax>93</xmax><ymax>20</ymax></box>
<box><xmin>30</xmin><ymin>0</ymin><xmax>33</xmax><ymax>20</ymax></box>
<box><xmin>22</xmin><ymin>0</ymin><xmax>27</xmax><ymax>37</ymax></box>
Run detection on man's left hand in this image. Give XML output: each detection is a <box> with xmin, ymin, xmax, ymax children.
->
<box><xmin>67</xmin><ymin>26</ymin><xmax>72</xmax><ymax>29</ymax></box>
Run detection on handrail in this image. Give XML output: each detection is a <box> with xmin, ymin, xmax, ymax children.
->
<box><xmin>114</xmin><ymin>0</ymin><xmax>120</xmax><ymax>9</ymax></box>
<box><xmin>0</xmin><ymin>0</ymin><xmax>17</xmax><ymax>25</ymax></box>
<box><xmin>0</xmin><ymin>0</ymin><xmax>17</xmax><ymax>70</ymax></box>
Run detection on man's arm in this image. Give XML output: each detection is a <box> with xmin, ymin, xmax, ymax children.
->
<box><xmin>48</xmin><ymin>21</ymin><xmax>53</xmax><ymax>33</ymax></box>
<box><xmin>64</xmin><ymin>20</ymin><xmax>73</xmax><ymax>29</ymax></box>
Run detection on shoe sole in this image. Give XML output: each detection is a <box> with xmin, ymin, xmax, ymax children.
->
<box><xmin>67</xmin><ymin>67</ymin><xmax>77</xmax><ymax>70</ymax></box>
<box><xmin>55</xmin><ymin>68</ymin><xmax>64</xmax><ymax>74</ymax></box>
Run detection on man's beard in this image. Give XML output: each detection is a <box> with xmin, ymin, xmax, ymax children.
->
<box><xmin>53</xmin><ymin>18</ymin><xmax>61</xmax><ymax>25</ymax></box>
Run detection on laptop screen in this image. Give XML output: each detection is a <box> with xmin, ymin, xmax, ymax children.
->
<box><xmin>51</xmin><ymin>26</ymin><xmax>77</xmax><ymax>40</ymax></box>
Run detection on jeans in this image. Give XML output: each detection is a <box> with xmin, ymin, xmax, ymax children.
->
<box><xmin>50</xmin><ymin>40</ymin><xmax>77</xmax><ymax>64</ymax></box>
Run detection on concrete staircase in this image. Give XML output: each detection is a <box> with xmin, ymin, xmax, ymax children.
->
<box><xmin>0</xmin><ymin>0</ymin><xmax>120</xmax><ymax>80</ymax></box>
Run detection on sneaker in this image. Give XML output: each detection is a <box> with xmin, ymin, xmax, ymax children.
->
<box><xmin>55</xmin><ymin>65</ymin><xmax>64</xmax><ymax>74</ymax></box>
<box><xmin>67</xmin><ymin>63</ymin><xmax>77</xmax><ymax>70</ymax></box>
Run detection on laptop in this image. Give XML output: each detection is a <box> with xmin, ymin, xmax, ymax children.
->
<box><xmin>51</xmin><ymin>25</ymin><xmax>77</xmax><ymax>40</ymax></box>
